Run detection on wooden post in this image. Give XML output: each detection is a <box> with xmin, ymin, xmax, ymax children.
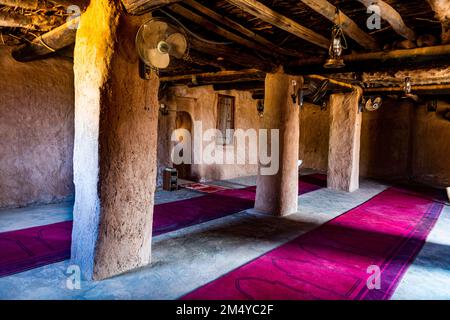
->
<box><xmin>327</xmin><ymin>89</ymin><xmax>363</xmax><ymax>192</ymax></box>
<box><xmin>254</xmin><ymin>68</ymin><xmax>302</xmax><ymax>216</ymax></box>
<box><xmin>71</xmin><ymin>0</ymin><xmax>158</xmax><ymax>280</ymax></box>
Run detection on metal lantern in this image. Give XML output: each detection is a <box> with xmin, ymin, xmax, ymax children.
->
<box><xmin>324</xmin><ymin>10</ymin><xmax>347</xmax><ymax>69</ymax></box>
<box><xmin>257</xmin><ymin>99</ymin><xmax>264</xmax><ymax>117</ymax></box>
<box><xmin>159</xmin><ymin>103</ymin><xmax>169</xmax><ymax>115</ymax></box>
<box><xmin>404</xmin><ymin>77</ymin><xmax>412</xmax><ymax>95</ymax></box>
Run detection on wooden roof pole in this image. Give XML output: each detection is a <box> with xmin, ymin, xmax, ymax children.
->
<box><xmin>0</xmin><ymin>11</ymin><xmax>61</xmax><ymax>31</ymax></box>
<box><xmin>364</xmin><ymin>83</ymin><xmax>450</xmax><ymax>95</ymax></box>
<box><xmin>121</xmin><ymin>0</ymin><xmax>182</xmax><ymax>15</ymax></box>
<box><xmin>12</xmin><ymin>16</ymin><xmax>79</xmax><ymax>62</ymax></box>
<box><xmin>168</xmin><ymin>3</ymin><xmax>279</xmax><ymax>58</ymax></box>
<box><xmin>300</xmin><ymin>0</ymin><xmax>379</xmax><ymax>50</ymax></box>
<box><xmin>183</xmin><ymin>0</ymin><xmax>301</xmax><ymax>57</ymax></box>
<box><xmin>357</xmin><ymin>0</ymin><xmax>416</xmax><ymax>41</ymax></box>
<box><xmin>227</xmin><ymin>0</ymin><xmax>330</xmax><ymax>49</ymax></box>
<box><xmin>0</xmin><ymin>0</ymin><xmax>39</xmax><ymax>9</ymax></box>
<box><xmin>160</xmin><ymin>69</ymin><xmax>264</xmax><ymax>82</ymax></box>
<box><xmin>287</xmin><ymin>44</ymin><xmax>450</xmax><ymax>74</ymax></box>
<box><xmin>306</xmin><ymin>74</ymin><xmax>358</xmax><ymax>91</ymax></box>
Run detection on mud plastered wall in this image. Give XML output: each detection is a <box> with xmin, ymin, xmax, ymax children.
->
<box><xmin>158</xmin><ymin>85</ymin><xmax>260</xmax><ymax>185</ymax></box>
<box><xmin>299</xmin><ymin>102</ymin><xmax>330</xmax><ymax>171</ymax></box>
<box><xmin>299</xmin><ymin>98</ymin><xmax>450</xmax><ymax>187</ymax></box>
<box><xmin>0</xmin><ymin>47</ymin><xmax>74</xmax><ymax>208</ymax></box>
<box><xmin>411</xmin><ymin>100</ymin><xmax>450</xmax><ymax>187</ymax></box>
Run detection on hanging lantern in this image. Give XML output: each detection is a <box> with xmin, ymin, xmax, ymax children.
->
<box><xmin>404</xmin><ymin>77</ymin><xmax>412</xmax><ymax>95</ymax></box>
<box><xmin>256</xmin><ymin>99</ymin><xmax>264</xmax><ymax>117</ymax></box>
<box><xmin>159</xmin><ymin>103</ymin><xmax>169</xmax><ymax>115</ymax></box>
<box><xmin>324</xmin><ymin>10</ymin><xmax>347</xmax><ymax>69</ymax></box>
<box><xmin>402</xmin><ymin>77</ymin><xmax>420</xmax><ymax>102</ymax></box>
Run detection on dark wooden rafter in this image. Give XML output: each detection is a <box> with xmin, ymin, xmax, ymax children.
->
<box><xmin>365</xmin><ymin>83</ymin><xmax>450</xmax><ymax>95</ymax></box>
<box><xmin>162</xmin><ymin>69</ymin><xmax>355</xmax><ymax>93</ymax></box>
<box><xmin>362</xmin><ymin>67</ymin><xmax>450</xmax><ymax>86</ymax></box>
<box><xmin>182</xmin><ymin>0</ymin><xmax>301</xmax><ymax>57</ymax></box>
<box><xmin>0</xmin><ymin>11</ymin><xmax>63</xmax><ymax>31</ymax></box>
<box><xmin>188</xmin><ymin>36</ymin><xmax>276</xmax><ymax>72</ymax></box>
<box><xmin>160</xmin><ymin>68</ymin><xmax>265</xmax><ymax>83</ymax></box>
<box><xmin>306</xmin><ymin>74</ymin><xmax>356</xmax><ymax>92</ymax></box>
<box><xmin>357</xmin><ymin>0</ymin><xmax>416</xmax><ymax>41</ymax></box>
<box><xmin>287</xmin><ymin>44</ymin><xmax>450</xmax><ymax>74</ymax></box>
<box><xmin>300</xmin><ymin>0</ymin><xmax>379</xmax><ymax>50</ymax></box>
<box><xmin>226</xmin><ymin>0</ymin><xmax>330</xmax><ymax>49</ymax></box>
<box><xmin>176</xmin><ymin>50</ymin><xmax>238</xmax><ymax>70</ymax></box>
<box><xmin>121</xmin><ymin>0</ymin><xmax>182</xmax><ymax>15</ymax></box>
<box><xmin>9</xmin><ymin>13</ymin><xmax>275</xmax><ymax>71</ymax></box>
<box><xmin>0</xmin><ymin>0</ymin><xmax>40</xmax><ymax>9</ymax></box>
<box><xmin>11</xmin><ymin>16</ymin><xmax>79</xmax><ymax>62</ymax></box>
<box><xmin>167</xmin><ymin>3</ymin><xmax>279</xmax><ymax>58</ymax></box>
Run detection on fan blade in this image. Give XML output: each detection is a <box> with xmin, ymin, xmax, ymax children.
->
<box><xmin>365</xmin><ymin>97</ymin><xmax>382</xmax><ymax>111</ymax></box>
<box><xmin>142</xmin><ymin>20</ymin><xmax>168</xmax><ymax>46</ymax></box>
<box><xmin>148</xmin><ymin>48</ymin><xmax>170</xmax><ymax>69</ymax></box>
<box><xmin>166</xmin><ymin>32</ymin><xmax>187</xmax><ymax>59</ymax></box>
<box><xmin>365</xmin><ymin>98</ymin><xmax>374</xmax><ymax>111</ymax></box>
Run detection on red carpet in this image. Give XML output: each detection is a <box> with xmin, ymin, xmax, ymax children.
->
<box><xmin>0</xmin><ymin>221</ymin><xmax>72</xmax><ymax>277</ymax></box>
<box><xmin>182</xmin><ymin>187</ymin><xmax>444</xmax><ymax>300</ymax></box>
<box><xmin>0</xmin><ymin>175</ymin><xmax>324</xmax><ymax>277</ymax></box>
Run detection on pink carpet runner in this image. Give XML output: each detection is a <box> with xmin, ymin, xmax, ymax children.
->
<box><xmin>182</xmin><ymin>187</ymin><xmax>444</xmax><ymax>300</ymax></box>
<box><xmin>0</xmin><ymin>175</ymin><xmax>325</xmax><ymax>277</ymax></box>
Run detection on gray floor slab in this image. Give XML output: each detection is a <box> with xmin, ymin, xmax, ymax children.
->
<box><xmin>392</xmin><ymin>204</ymin><xmax>450</xmax><ymax>300</ymax></box>
<box><xmin>0</xmin><ymin>177</ymin><xmax>448</xmax><ymax>299</ymax></box>
<box><xmin>0</xmin><ymin>200</ymin><xmax>74</xmax><ymax>233</ymax></box>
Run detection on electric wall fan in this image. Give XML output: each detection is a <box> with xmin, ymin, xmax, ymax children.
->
<box><xmin>136</xmin><ymin>18</ymin><xmax>188</xmax><ymax>69</ymax></box>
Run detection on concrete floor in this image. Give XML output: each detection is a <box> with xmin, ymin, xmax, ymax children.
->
<box><xmin>0</xmin><ymin>176</ymin><xmax>449</xmax><ymax>300</ymax></box>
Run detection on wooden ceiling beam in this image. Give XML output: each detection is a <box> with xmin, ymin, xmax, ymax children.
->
<box><xmin>121</xmin><ymin>0</ymin><xmax>182</xmax><ymax>15</ymax></box>
<box><xmin>189</xmin><ymin>36</ymin><xmax>277</xmax><ymax>72</ymax></box>
<box><xmin>364</xmin><ymin>83</ymin><xmax>450</xmax><ymax>95</ymax></box>
<box><xmin>183</xmin><ymin>0</ymin><xmax>301</xmax><ymax>57</ymax></box>
<box><xmin>227</xmin><ymin>0</ymin><xmax>330</xmax><ymax>49</ymax></box>
<box><xmin>168</xmin><ymin>4</ymin><xmax>278</xmax><ymax>58</ymax></box>
<box><xmin>9</xmin><ymin>10</ymin><xmax>274</xmax><ymax>72</ymax></box>
<box><xmin>362</xmin><ymin>67</ymin><xmax>450</xmax><ymax>86</ymax></box>
<box><xmin>0</xmin><ymin>0</ymin><xmax>40</xmax><ymax>9</ymax></box>
<box><xmin>286</xmin><ymin>44</ymin><xmax>450</xmax><ymax>74</ymax></box>
<box><xmin>306</xmin><ymin>74</ymin><xmax>356</xmax><ymax>92</ymax></box>
<box><xmin>300</xmin><ymin>0</ymin><xmax>379</xmax><ymax>50</ymax></box>
<box><xmin>357</xmin><ymin>0</ymin><xmax>416</xmax><ymax>41</ymax></box>
<box><xmin>160</xmin><ymin>69</ymin><xmax>264</xmax><ymax>83</ymax></box>
<box><xmin>178</xmin><ymin>49</ymin><xmax>239</xmax><ymax>70</ymax></box>
<box><xmin>427</xmin><ymin>0</ymin><xmax>450</xmax><ymax>44</ymax></box>
<box><xmin>0</xmin><ymin>11</ymin><xmax>62</xmax><ymax>31</ymax></box>
<box><xmin>11</xmin><ymin>16</ymin><xmax>79</xmax><ymax>62</ymax></box>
